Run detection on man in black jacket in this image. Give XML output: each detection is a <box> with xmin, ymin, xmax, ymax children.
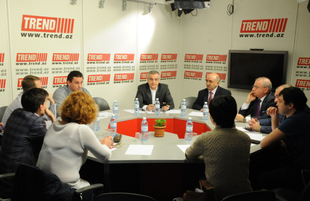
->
<box><xmin>192</xmin><ymin>73</ymin><xmax>231</xmax><ymax>111</ymax></box>
<box><xmin>135</xmin><ymin>70</ymin><xmax>174</xmax><ymax>111</ymax></box>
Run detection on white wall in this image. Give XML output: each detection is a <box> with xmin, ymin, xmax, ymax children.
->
<box><xmin>1</xmin><ymin>0</ymin><xmax>310</xmax><ymax>110</ymax></box>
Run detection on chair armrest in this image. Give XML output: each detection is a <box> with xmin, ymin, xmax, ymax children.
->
<box><xmin>75</xmin><ymin>183</ymin><xmax>104</xmax><ymax>194</ymax></box>
<box><xmin>0</xmin><ymin>173</ymin><xmax>15</xmax><ymax>180</ymax></box>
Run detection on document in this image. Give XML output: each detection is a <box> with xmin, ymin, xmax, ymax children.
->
<box><xmin>124</xmin><ymin>109</ymin><xmax>146</xmax><ymax>114</ymax></box>
<box><xmin>177</xmin><ymin>145</ymin><xmax>191</xmax><ymax>153</ymax></box>
<box><xmin>165</xmin><ymin>109</ymin><xmax>181</xmax><ymax>114</ymax></box>
<box><xmin>98</xmin><ymin>111</ymin><xmax>112</xmax><ymax>119</ymax></box>
<box><xmin>125</xmin><ymin>145</ymin><xmax>154</xmax><ymax>155</ymax></box>
<box><xmin>189</xmin><ymin>111</ymin><xmax>203</xmax><ymax>117</ymax></box>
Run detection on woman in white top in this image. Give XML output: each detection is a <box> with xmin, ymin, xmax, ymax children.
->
<box><xmin>37</xmin><ymin>91</ymin><xmax>113</xmax><ymax>189</ymax></box>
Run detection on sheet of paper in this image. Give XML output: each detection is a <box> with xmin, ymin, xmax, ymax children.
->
<box><xmin>236</xmin><ymin>127</ymin><xmax>265</xmax><ymax>141</ymax></box>
<box><xmin>165</xmin><ymin>109</ymin><xmax>181</xmax><ymax>114</ymax></box>
<box><xmin>123</xmin><ymin>109</ymin><xmax>146</xmax><ymax>114</ymax></box>
<box><xmin>125</xmin><ymin>145</ymin><xmax>154</xmax><ymax>155</ymax></box>
<box><xmin>98</xmin><ymin>111</ymin><xmax>112</xmax><ymax>119</ymax></box>
<box><xmin>177</xmin><ymin>145</ymin><xmax>191</xmax><ymax>153</ymax></box>
<box><xmin>189</xmin><ymin>111</ymin><xmax>203</xmax><ymax>117</ymax></box>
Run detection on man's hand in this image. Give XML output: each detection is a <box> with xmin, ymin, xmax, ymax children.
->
<box><xmin>45</xmin><ymin>108</ymin><xmax>56</xmax><ymax>122</ymax></box>
<box><xmin>235</xmin><ymin>113</ymin><xmax>244</xmax><ymax>122</ymax></box>
<box><xmin>47</xmin><ymin>91</ymin><xmax>55</xmax><ymax>104</ymax></box>
<box><xmin>162</xmin><ymin>105</ymin><xmax>170</xmax><ymax>112</ymax></box>
<box><xmin>245</xmin><ymin>92</ymin><xmax>256</xmax><ymax>104</ymax></box>
<box><xmin>100</xmin><ymin>136</ymin><xmax>114</xmax><ymax>149</ymax></box>
<box><xmin>146</xmin><ymin>104</ymin><xmax>155</xmax><ymax>111</ymax></box>
<box><xmin>249</xmin><ymin>118</ymin><xmax>261</xmax><ymax>131</ymax></box>
<box><xmin>248</xmin><ymin>118</ymin><xmax>258</xmax><ymax>127</ymax></box>
<box><xmin>267</xmin><ymin>107</ymin><xmax>278</xmax><ymax>118</ymax></box>
<box><xmin>0</xmin><ymin>122</ymin><xmax>4</xmax><ymax>132</ymax></box>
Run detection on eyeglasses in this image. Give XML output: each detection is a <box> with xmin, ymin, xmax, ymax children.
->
<box><xmin>252</xmin><ymin>85</ymin><xmax>266</xmax><ymax>89</ymax></box>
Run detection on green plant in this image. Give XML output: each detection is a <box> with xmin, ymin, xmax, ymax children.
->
<box><xmin>154</xmin><ymin>119</ymin><xmax>166</xmax><ymax>127</ymax></box>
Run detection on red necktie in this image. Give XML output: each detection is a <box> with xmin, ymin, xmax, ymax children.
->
<box><xmin>208</xmin><ymin>91</ymin><xmax>212</xmax><ymax>105</ymax></box>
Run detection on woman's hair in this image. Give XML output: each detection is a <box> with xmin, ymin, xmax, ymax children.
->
<box><xmin>60</xmin><ymin>91</ymin><xmax>97</xmax><ymax>124</ymax></box>
<box><xmin>209</xmin><ymin>95</ymin><xmax>236</xmax><ymax>128</ymax></box>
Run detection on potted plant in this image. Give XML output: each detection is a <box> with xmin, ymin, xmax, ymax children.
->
<box><xmin>153</xmin><ymin>119</ymin><xmax>166</xmax><ymax>137</ymax></box>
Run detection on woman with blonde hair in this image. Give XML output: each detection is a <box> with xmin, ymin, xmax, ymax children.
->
<box><xmin>37</xmin><ymin>91</ymin><xmax>113</xmax><ymax>189</ymax></box>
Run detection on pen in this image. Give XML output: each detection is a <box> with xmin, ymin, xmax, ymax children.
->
<box><xmin>262</xmin><ymin>110</ymin><xmax>267</xmax><ymax>113</ymax></box>
<box><xmin>0</xmin><ymin>125</ymin><xmax>5</xmax><ymax>130</ymax></box>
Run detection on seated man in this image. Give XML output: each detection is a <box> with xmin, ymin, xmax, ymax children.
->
<box><xmin>53</xmin><ymin>71</ymin><xmax>91</xmax><ymax>116</ymax></box>
<box><xmin>0</xmin><ymin>88</ymin><xmax>55</xmax><ymax>174</ymax></box>
<box><xmin>192</xmin><ymin>73</ymin><xmax>231</xmax><ymax>110</ymax></box>
<box><xmin>260</xmin><ymin>87</ymin><xmax>310</xmax><ymax>192</ymax></box>
<box><xmin>236</xmin><ymin>77</ymin><xmax>276</xmax><ymax>122</ymax></box>
<box><xmin>135</xmin><ymin>70</ymin><xmax>174</xmax><ymax>111</ymax></box>
<box><xmin>248</xmin><ymin>84</ymin><xmax>291</xmax><ymax>133</ymax></box>
<box><xmin>2</xmin><ymin>75</ymin><xmax>56</xmax><ymax>128</ymax></box>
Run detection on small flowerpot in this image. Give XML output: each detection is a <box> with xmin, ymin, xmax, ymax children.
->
<box><xmin>153</xmin><ymin>126</ymin><xmax>166</xmax><ymax>137</ymax></box>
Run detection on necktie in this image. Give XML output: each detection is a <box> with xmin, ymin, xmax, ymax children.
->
<box><xmin>256</xmin><ymin>99</ymin><xmax>261</xmax><ymax>116</ymax></box>
<box><xmin>208</xmin><ymin>91</ymin><xmax>212</xmax><ymax>105</ymax></box>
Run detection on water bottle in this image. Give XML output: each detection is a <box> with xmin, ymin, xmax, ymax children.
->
<box><xmin>141</xmin><ymin>117</ymin><xmax>148</xmax><ymax>143</ymax></box>
<box><xmin>113</xmin><ymin>100</ymin><xmax>119</xmax><ymax>119</ymax></box>
<box><xmin>203</xmin><ymin>102</ymin><xmax>209</xmax><ymax>121</ymax></box>
<box><xmin>181</xmin><ymin>99</ymin><xmax>186</xmax><ymax>117</ymax></box>
<box><xmin>155</xmin><ymin>98</ymin><xmax>160</xmax><ymax>116</ymax></box>
<box><xmin>94</xmin><ymin>115</ymin><xmax>100</xmax><ymax>131</ymax></box>
<box><xmin>185</xmin><ymin>117</ymin><xmax>193</xmax><ymax>142</ymax></box>
<box><xmin>110</xmin><ymin>114</ymin><xmax>117</xmax><ymax>138</ymax></box>
<box><xmin>134</xmin><ymin>98</ymin><xmax>139</xmax><ymax>116</ymax></box>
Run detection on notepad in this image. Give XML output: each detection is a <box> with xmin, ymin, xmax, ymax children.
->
<box><xmin>125</xmin><ymin>145</ymin><xmax>154</xmax><ymax>155</ymax></box>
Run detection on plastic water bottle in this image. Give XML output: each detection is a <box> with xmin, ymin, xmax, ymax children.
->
<box><xmin>203</xmin><ymin>102</ymin><xmax>209</xmax><ymax>121</ymax></box>
<box><xmin>141</xmin><ymin>117</ymin><xmax>148</xmax><ymax>143</ymax></box>
<box><xmin>110</xmin><ymin>114</ymin><xmax>117</xmax><ymax>138</ymax></box>
<box><xmin>181</xmin><ymin>99</ymin><xmax>186</xmax><ymax>117</ymax></box>
<box><xmin>155</xmin><ymin>98</ymin><xmax>160</xmax><ymax>116</ymax></box>
<box><xmin>113</xmin><ymin>100</ymin><xmax>118</xmax><ymax>119</ymax></box>
<box><xmin>134</xmin><ymin>98</ymin><xmax>139</xmax><ymax>116</ymax></box>
<box><xmin>185</xmin><ymin>117</ymin><xmax>193</xmax><ymax>142</ymax></box>
<box><xmin>94</xmin><ymin>115</ymin><xmax>100</xmax><ymax>131</ymax></box>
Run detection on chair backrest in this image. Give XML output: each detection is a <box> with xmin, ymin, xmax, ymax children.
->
<box><xmin>0</xmin><ymin>106</ymin><xmax>7</xmax><ymax>122</ymax></box>
<box><xmin>221</xmin><ymin>190</ymin><xmax>276</xmax><ymax>201</ymax></box>
<box><xmin>300</xmin><ymin>169</ymin><xmax>310</xmax><ymax>201</ymax></box>
<box><xmin>93</xmin><ymin>97</ymin><xmax>110</xmax><ymax>111</ymax></box>
<box><xmin>94</xmin><ymin>192</ymin><xmax>156</xmax><ymax>201</ymax></box>
<box><xmin>11</xmin><ymin>163</ymin><xmax>75</xmax><ymax>201</ymax></box>
<box><xmin>179</xmin><ymin>97</ymin><xmax>197</xmax><ymax>109</ymax></box>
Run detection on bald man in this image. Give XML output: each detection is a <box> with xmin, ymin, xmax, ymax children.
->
<box><xmin>192</xmin><ymin>73</ymin><xmax>231</xmax><ymax>111</ymax></box>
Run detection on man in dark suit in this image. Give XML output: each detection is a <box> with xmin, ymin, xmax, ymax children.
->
<box><xmin>135</xmin><ymin>70</ymin><xmax>174</xmax><ymax>111</ymax></box>
<box><xmin>236</xmin><ymin>77</ymin><xmax>276</xmax><ymax>122</ymax></box>
<box><xmin>192</xmin><ymin>73</ymin><xmax>231</xmax><ymax>111</ymax></box>
<box><xmin>0</xmin><ymin>88</ymin><xmax>55</xmax><ymax>174</ymax></box>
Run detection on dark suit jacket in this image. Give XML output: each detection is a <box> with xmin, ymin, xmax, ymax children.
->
<box><xmin>135</xmin><ymin>83</ymin><xmax>174</xmax><ymax>109</ymax></box>
<box><xmin>0</xmin><ymin>109</ymin><xmax>46</xmax><ymax>174</ymax></box>
<box><xmin>238</xmin><ymin>92</ymin><xmax>276</xmax><ymax>119</ymax></box>
<box><xmin>192</xmin><ymin>86</ymin><xmax>232</xmax><ymax>110</ymax></box>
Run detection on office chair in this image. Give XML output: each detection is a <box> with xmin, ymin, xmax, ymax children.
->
<box><xmin>179</xmin><ymin>97</ymin><xmax>196</xmax><ymax>109</ymax></box>
<box><xmin>0</xmin><ymin>106</ymin><xmax>7</xmax><ymax>122</ymax></box>
<box><xmin>221</xmin><ymin>190</ymin><xmax>277</xmax><ymax>201</ymax></box>
<box><xmin>0</xmin><ymin>163</ymin><xmax>103</xmax><ymax>201</ymax></box>
<box><xmin>93</xmin><ymin>97</ymin><xmax>110</xmax><ymax>111</ymax></box>
<box><xmin>94</xmin><ymin>192</ymin><xmax>156</xmax><ymax>201</ymax></box>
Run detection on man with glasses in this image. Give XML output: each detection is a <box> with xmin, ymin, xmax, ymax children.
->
<box><xmin>192</xmin><ymin>73</ymin><xmax>231</xmax><ymax>111</ymax></box>
<box><xmin>135</xmin><ymin>70</ymin><xmax>174</xmax><ymax>111</ymax></box>
<box><xmin>236</xmin><ymin>77</ymin><xmax>276</xmax><ymax>122</ymax></box>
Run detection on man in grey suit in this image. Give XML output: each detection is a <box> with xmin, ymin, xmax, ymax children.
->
<box><xmin>192</xmin><ymin>73</ymin><xmax>231</xmax><ymax>111</ymax></box>
<box><xmin>135</xmin><ymin>70</ymin><xmax>174</xmax><ymax>111</ymax></box>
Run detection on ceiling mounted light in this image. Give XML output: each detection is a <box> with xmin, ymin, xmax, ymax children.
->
<box><xmin>171</xmin><ymin>0</ymin><xmax>210</xmax><ymax>16</ymax></box>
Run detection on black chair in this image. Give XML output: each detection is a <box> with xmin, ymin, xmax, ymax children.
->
<box><xmin>0</xmin><ymin>163</ymin><xmax>103</xmax><ymax>201</ymax></box>
<box><xmin>94</xmin><ymin>192</ymin><xmax>156</xmax><ymax>201</ymax></box>
<box><xmin>93</xmin><ymin>97</ymin><xmax>110</xmax><ymax>111</ymax></box>
<box><xmin>179</xmin><ymin>97</ymin><xmax>196</xmax><ymax>109</ymax></box>
<box><xmin>221</xmin><ymin>190</ymin><xmax>277</xmax><ymax>201</ymax></box>
<box><xmin>0</xmin><ymin>106</ymin><xmax>7</xmax><ymax>122</ymax></box>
